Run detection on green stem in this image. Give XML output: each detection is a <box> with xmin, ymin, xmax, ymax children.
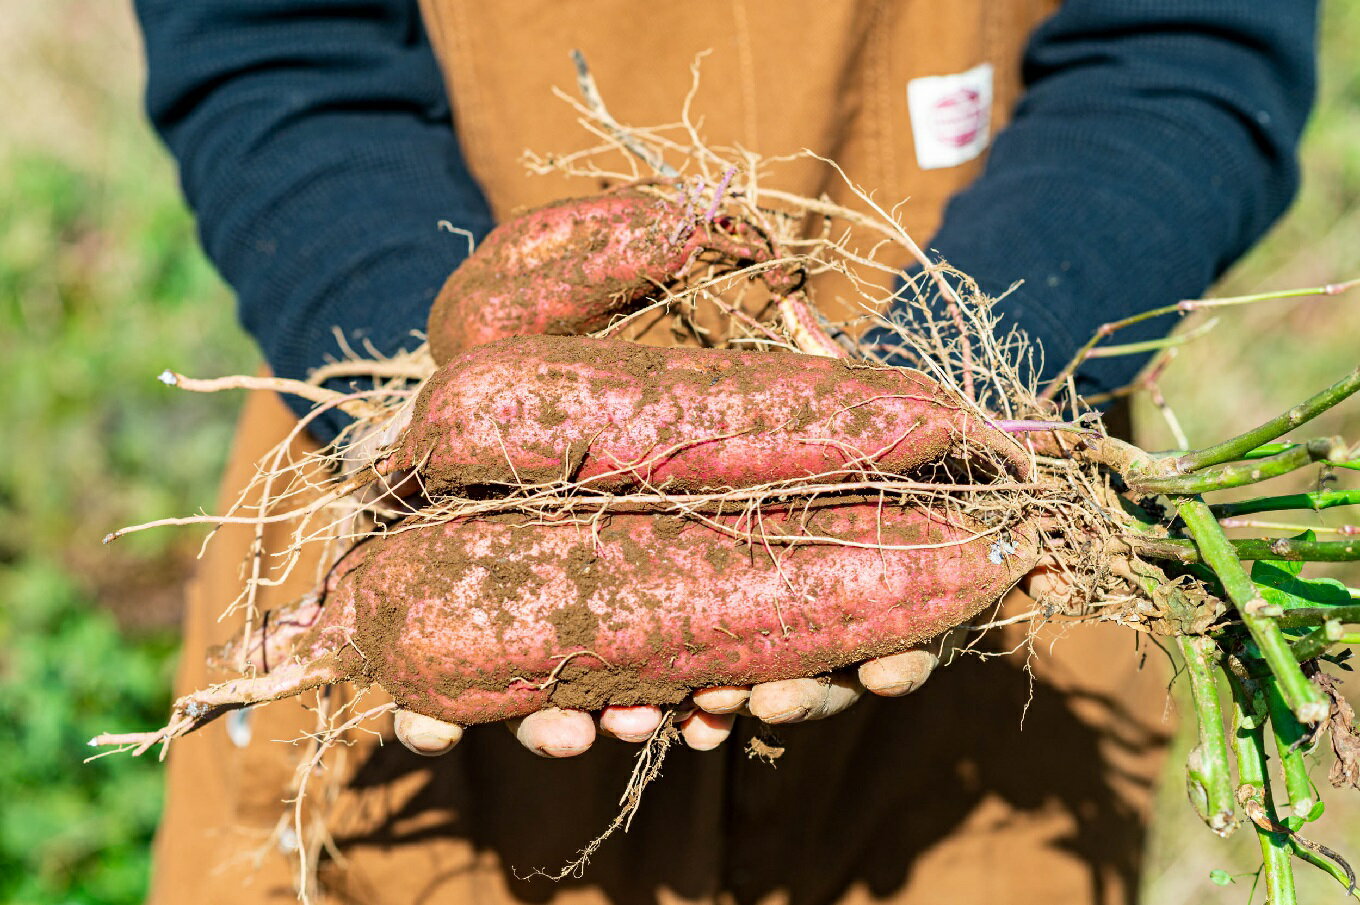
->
<box><xmin>1128</xmin><ymin>536</ymin><xmax>1360</xmax><ymax>564</ymax></box>
<box><xmin>1264</xmin><ymin>681</ymin><xmax>1360</xmax><ymax>898</ymax></box>
<box><xmin>1134</xmin><ymin>439</ymin><xmax>1344</xmax><ymax>495</ymax></box>
<box><xmin>1218</xmin><ymin>519</ymin><xmax>1359</xmax><ymax>536</ymax></box>
<box><xmin>1211</xmin><ymin>489</ymin><xmax>1360</xmax><ymax>520</ymax></box>
<box><xmin>1038</xmin><ymin>280</ymin><xmax>1360</xmax><ymax>403</ymax></box>
<box><xmin>1186</xmin><ymin>279</ymin><xmax>1360</xmax><ymax>310</ymax></box>
<box><xmin>1179</xmin><ymin>499</ymin><xmax>1329</xmax><ymax>724</ymax></box>
<box><xmin>1157</xmin><ymin>441</ymin><xmax>1359</xmax><ymax>469</ymax></box>
<box><xmin>1289</xmin><ymin>622</ymin><xmax>1346</xmax><ymax>662</ymax></box>
<box><xmin>1230</xmin><ymin>674</ymin><xmax>1299</xmax><ymax>905</ymax></box>
<box><xmin>1243</xmin><ymin>443</ymin><xmax>1298</xmax><ymax>459</ymax></box>
<box><xmin>1178</xmin><ymin>635</ymin><xmax>1237</xmax><ymax>834</ymax></box>
<box><xmin>1240</xmin><ymin>443</ymin><xmax>1360</xmax><ymax>470</ymax></box>
<box><xmin>1277</xmin><ymin>606</ymin><xmax>1360</xmax><ymax>630</ymax></box>
<box><xmin>1167</xmin><ymin>368</ymin><xmax>1360</xmax><ymax>474</ymax></box>
<box><xmin>1223</xmin><ymin>538</ymin><xmax>1360</xmax><ymax>562</ymax></box>
<box><xmin>1084</xmin><ymin>316</ymin><xmax>1220</xmax><ymax>359</ymax></box>
<box><xmin>1288</xmin><ymin>841</ymin><xmax>1360</xmax><ymax>900</ymax></box>
<box><xmin>1263</xmin><ymin>681</ymin><xmax>1316</xmax><ymax>822</ymax></box>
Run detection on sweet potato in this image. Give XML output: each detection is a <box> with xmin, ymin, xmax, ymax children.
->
<box><xmin>196</xmin><ymin>501</ymin><xmax>1035</xmax><ymax>730</ymax></box>
<box><xmin>426</xmin><ymin>189</ymin><xmax>795</xmax><ymax>363</ymax></box>
<box><xmin>384</xmin><ymin>334</ymin><xmax>1029</xmax><ymax>494</ymax></box>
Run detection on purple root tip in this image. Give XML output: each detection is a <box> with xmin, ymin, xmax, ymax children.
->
<box><xmin>704</xmin><ymin>167</ymin><xmax>737</xmax><ymax>223</ymax></box>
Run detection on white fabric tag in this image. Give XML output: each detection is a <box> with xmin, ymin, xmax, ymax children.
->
<box><xmin>906</xmin><ymin>63</ymin><xmax>994</xmax><ymax>170</ymax></box>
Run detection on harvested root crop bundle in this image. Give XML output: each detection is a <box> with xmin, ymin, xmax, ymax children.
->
<box><xmin>89</xmin><ymin>67</ymin><xmax>1360</xmax><ymax>902</ymax></box>
<box><xmin>129</xmin><ymin>500</ymin><xmax>1037</xmax><ymax>739</ymax></box>
<box><xmin>428</xmin><ymin>188</ymin><xmax>798</xmax><ymax>363</ymax></box>
<box><xmin>383</xmin><ymin>334</ymin><xmax>1030</xmax><ymax>494</ymax></box>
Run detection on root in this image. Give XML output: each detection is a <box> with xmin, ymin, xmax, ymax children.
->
<box><xmin>159</xmin><ymin>371</ymin><xmax>381</xmax><ymax>419</ymax></box>
<box><xmin>528</xmin><ymin>710</ymin><xmax>680</xmax><ymax>881</ymax></box>
<box><xmin>509</xmin><ymin>649</ymin><xmax>614</xmax><ymax>691</ymax></box>
<box><xmin>88</xmin><ymin>655</ymin><xmax>341</xmax><ymax>760</ymax></box>
<box><xmin>286</xmin><ymin>695</ymin><xmax>397</xmax><ymax>905</ymax></box>
<box><xmin>101</xmin><ymin>469</ymin><xmax>377</xmax><ymax>544</ymax></box>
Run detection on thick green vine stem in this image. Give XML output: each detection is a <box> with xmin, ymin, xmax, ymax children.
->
<box><xmin>1128</xmin><ymin>536</ymin><xmax>1360</xmax><ymax>565</ymax></box>
<box><xmin>1211</xmin><ymin>488</ymin><xmax>1360</xmax><ymax>520</ymax></box>
<box><xmin>1179</xmin><ymin>635</ymin><xmax>1237</xmax><ymax>835</ymax></box>
<box><xmin>1277</xmin><ymin>606</ymin><xmax>1360</xmax><ymax>630</ymax></box>
<box><xmin>1243</xmin><ymin>443</ymin><xmax>1312</xmax><ymax>459</ymax></box>
<box><xmin>1134</xmin><ymin>438</ymin><xmax>1346</xmax><ymax>496</ymax></box>
<box><xmin>1237</xmin><ymin>441</ymin><xmax>1360</xmax><ymax>471</ymax></box>
<box><xmin>1167</xmin><ymin>366</ymin><xmax>1360</xmax><ymax>475</ymax></box>
<box><xmin>1289</xmin><ymin>621</ymin><xmax>1347</xmax><ymax>662</ymax></box>
<box><xmin>1179</xmin><ymin>499</ymin><xmax>1330</xmax><ymax>724</ymax></box>
<box><xmin>1230</xmin><ymin>675</ymin><xmax>1298</xmax><ymax>905</ymax></box>
<box><xmin>1227</xmin><ymin>538</ymin><xmax>1360</xmax><ymax>562</ymax></box>
<box><xmin>1263</xmin><ymin>681</ymin><xmax>1317</xmax><ymax>823</ymax></box>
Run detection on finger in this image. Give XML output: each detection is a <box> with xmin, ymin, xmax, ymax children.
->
<box><xmin>342</xmin><ymin>400</ymin><xmax>415</xmax><ymax>473</ymax></box>
<box><xmin>692</xmin><ymin>685</ymin><xmax>750</xmax><ymax>714</ymax></box>
<box><xmin>935</xmin><ymin>625</ymin><xmax>971</xmax><ymax>668</ymax></box>
<box><xmin>514</xmin><ymin>707</ymin><xmax>597</xmax><ymax>758</ymax></box>
<box><xmin>858</xmin><ymin>649</ymin><xmax>939</xmax><ymax>697</ymax></box>
<box><xmin>393</xmin><ymin>710</ymin><xmax>464</xmax><ymax>757</ymax></box>
<box><xmin>1023</xmin><ymin>563</ymin><xmax>1074</xmax><ymax>604</ymax></box>
<box><xmin>679</xmin><ymin>710</ymin><xmax>736</xmax><ymax>751</ymax></box>
<box><xmin>597</xmin><ymin>705</ymin><xmax>664</xmax><ymax>743</ymax></box>
<box><xmin>357</xmin><ymin>467</ymin><xmax>423</xmax><ymax>508</ymax></box>
<box><xmin>808</xmin><ymin>673</ymin><xmax>863</xmax><ymax>719</ymax></box>
<box><xmin>748</xmin><ymin>673</ymin><xmax>863</xmax><ymax>724</ymax></box>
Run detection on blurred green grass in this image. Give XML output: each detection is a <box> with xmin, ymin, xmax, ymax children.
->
<box><xmin>1</xmin><ymin>3</ymin><xmax>252</xmax><ymax>902</ymax></box>
<box><xmin>0</xmin><ymin>1</ymin><xmax>1357</xmax><ymax>903</ymax></box>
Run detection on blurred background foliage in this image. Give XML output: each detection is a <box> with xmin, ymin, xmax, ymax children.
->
<box><xmin>0</xmin><ymin>2</ymin><xmax>1356</xmax><ymax>903</ymax></box>
<box><xmin>1</xmin><ymin>3</ymin><xmax>251</xmax><ymax>902</ymax></box>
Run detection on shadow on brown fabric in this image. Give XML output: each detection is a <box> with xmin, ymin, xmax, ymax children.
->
<box><xmin>327</xmin><ymin>641</ymin><xmax>1170</xmax><ymax>905</ymax></box>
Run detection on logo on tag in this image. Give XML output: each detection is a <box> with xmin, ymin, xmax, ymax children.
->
<box><xmin>906</xmin><ymin>63</ymin><xmax>994</xmax><ymax>170</ymax></box>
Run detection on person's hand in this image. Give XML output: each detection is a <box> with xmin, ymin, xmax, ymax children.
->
<box><xmin>341</xmin><ymin>397</ymin><xmax>420</xmax><ymax>508</ymax></box>
<box><xmin>393</xmin><ymin>553</ymin><xmax>1065</xmax><ymax>758</ymax></box>
<box><xmin>394</xmin><ymin>641</ymin><xmax>958</xmax><ymax>758</ymax></box>
<box><xmin>352</xmin><ymin>364</ymin><xmax>983</xmax><ymax>758</ymax></box>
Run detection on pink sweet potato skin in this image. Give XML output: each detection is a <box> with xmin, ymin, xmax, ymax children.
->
<box><xmin>318</xmin><ymin>503</ymin><xmax>1036</xmax><ymax>725</ymax></box>
<box><xmin>387</xmin><ymin>335</ymin><xmax>1030</xmax><ymax>494</ymax></box>
<box><xmin>427</xmin><ymin>190</ymin><xmax>778</xmax><ymax>364</ymax></box>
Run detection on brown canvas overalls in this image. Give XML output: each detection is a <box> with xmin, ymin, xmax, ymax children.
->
<box><xmin>148</xmin><ymin>4</ymin><xmax>1173</xmax><ymax>903</ymax></box>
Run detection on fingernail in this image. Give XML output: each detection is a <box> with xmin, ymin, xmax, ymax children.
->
<box><xmin>681</xmin><ymin>711</ymin><xmax>735</xmax><ymax>751</ymax></box>
<box><xmin>757</xmin><ymin>704</ymin><xmax>812</xmax><ymax>724</ymax></box>
<box><xmin>516</xmin><ymin>709</ymin><xmax>595</xmax><ymax>758</ymax></box>
<box><xmin>859</xmin><ymin>650</ymin><xmax>939</xmax><ymax>697</ymax></box>
<box><xmin>395</xmin><ymin>711</ymin><xmax>463</xmax><ymax>756</ymax></box>
<box><xmin>692</xmin><ymin>685</ymin><xmax>751</xmax><ymax>714</ymax></box>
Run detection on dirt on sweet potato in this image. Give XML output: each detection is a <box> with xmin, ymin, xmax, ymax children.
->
<box><xmin>295</xmin><ymin>499</ymin><xmax>1036</xmax><ymax>725</ymax></box>
<box><xmin>427</xmin><ymin>189</ymin><xmax>790</xmax><ymax>363</ymax></box>
<box><xmin>385</xmin><ymin>334</ymin><xmax>1029</xmax><ymax>496</ymax></box>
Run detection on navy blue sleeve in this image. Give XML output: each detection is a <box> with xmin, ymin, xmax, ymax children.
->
<box><xmin>133</xmin><ymin>0</ymin><xmax>493</xmax><ymax>441</ymax></box>
<box><xmin>136</xmin><ymin>0</ymin><xmax>1316</xmax><ymax>433</ymax></box>
<box><xmin>911</xmin><ymin>0</ymin><xmax>1318</xmax><ymax>396</ymax></box>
